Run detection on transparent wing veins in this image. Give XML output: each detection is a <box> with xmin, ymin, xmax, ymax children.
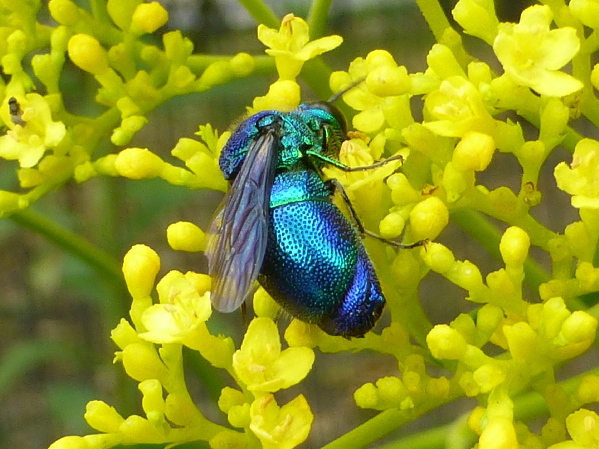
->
<box><xmin>206</xmin><ymin>128</ymin><xmax>279</xmax><ymax>312</ymax></box>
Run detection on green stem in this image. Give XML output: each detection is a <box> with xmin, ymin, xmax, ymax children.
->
<box><xmin>414</xmin><ymin>0</ymin><xmax>470</xmax><ymax>66</ymax></box>
<box><xmin>373</xmin><ymin>414</ymin><xmax>476</xmax><ymax>449</ymax></box>
<box><xmin>307</xmin><ymin>0</ymin><xmax>333</xmax><ymax>39</ymax></box>
<box><xmin>322</xmin><ymin>389</ymin><xmax>462</xmax><ymax>449</ymax></box>
<box><xmin>451</xmin><ymin>209</ymin><xmax>550</xmax><ymax>294</ymax></box>
<box><xmin>456</xmin><ymin>188</ymin><xmax>559</xmax><ymax>251</ymax></box>
<box><xmin>518</xmin><ymin>110</ymin><xmax>582</xmax><ymax>153</ymax></box>
<box><xmin>582</xmin><ymin>29</ymin><xmax>599</xmax><ymax>54</ymax></box>
<box><xmin>186</xmin><ymin>54</ymin><xmax>275</xmax><ymax>76</ymax></box>
<box><xmin>89</xmin><ymin>0</ymin><xmax>111</xmax><ymax>25</ymax></box>
<box><xmin>414</xmin><ymin>0</ymin><xmax>451</xmax><ymax>42</ymax></box>
<box><xmin>236</xmin><ymin>0</ymin><xmax>279</xmax><ymax>27</ymax></box>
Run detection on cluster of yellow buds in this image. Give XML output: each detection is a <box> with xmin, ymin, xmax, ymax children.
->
<box><xmin>0</xmin><ymin>0</ymin><xmax>254</xmax><ymax>216</ymax></box>
<box><xmin>1</xmin><ymin>0</ymin><xmax>597</xmax><ymax>448</ymax></box>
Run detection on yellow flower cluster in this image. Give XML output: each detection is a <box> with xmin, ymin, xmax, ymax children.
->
<box><xmin>5</xmin><ymin>1</ymin><xmax>595</xmax><ymax>448</ymax></box>
<box><xmin>0</xmin><ymin>0</ymin><xmax>253</xmax><ymax>215</ymax></box>
<box><xmin>50</xmin><ymin>245</ymin><xmax>315</xmax><ymax>449</ymax></box>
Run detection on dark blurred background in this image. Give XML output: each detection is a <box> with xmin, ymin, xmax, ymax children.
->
<box><xmin>9</xmin><ymin>1</ymin><xmax>590</xmax><ymax>448</ymax></box>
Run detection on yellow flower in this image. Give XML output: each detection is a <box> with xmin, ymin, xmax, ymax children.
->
<box><xmin>171</xmin><ymin>127</ymin><xmax>228</xmax><ymax>192</ymax></box>
<box><xmin>232</xmin><ymin>317</ymin><xmax>314</xmax><ymax>392</ymax></box>
<box><xmin>330</xmin><ymin>50</ymin><xmax>411</xmax><ymax>134</ymax></box>
<box><xmin>493</xmin><ymin>5</ymin><xmax>583</xmax><ymax>97</ymax></box>
<box><xmin>138</xmin><ymin>270</ymin><xmax>212</xmax><ymax>345</ymax></box>
<box><xmin>423</xmin><ymin>76</ymin><xmax>495</xmax><ymax>137</ymax></box>
<box><xmin>0</xmin><ymin>93</ymin><xmax>66</xmax><ymax>168</ymax></box>
<box><xmin>547</xmin><ymin>409</ymin><xmax>599</xmax><ymax>449</ymax></box>
<box><xmin>249</xmin><ymin>394</ymin><xmax>314</xmax><ymax>449</ymax></box>
<box><xmin>257</xmin><ymin>13</ymin><xmax>342</xmax><ymax>80</ymax></box>
<box><xmin>324</xmin><ymin>137</ymin><xmax>403</xmax><ymax>190</ymax></box>
<box><xmin>554</xmin><ymin>138</ymin><xmax>599</xmax><ymax>209</ymax></box>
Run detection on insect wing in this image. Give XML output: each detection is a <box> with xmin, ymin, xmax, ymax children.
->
<box><xmin>206</xmin><ymin>129</ymin><xmax>279</xmax><ymax>312</ymax></box>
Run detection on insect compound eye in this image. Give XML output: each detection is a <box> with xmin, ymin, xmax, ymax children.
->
<box><xmin>301</xmin><ymin>101</ymin><xmax>348</xmax><ymax>137</ymax></box>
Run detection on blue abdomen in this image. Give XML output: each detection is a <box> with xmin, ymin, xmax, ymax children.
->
<box><xmin>258</xmin><ymin>170</ymin><xmax>385</xmax><ymax>337</ymax></box>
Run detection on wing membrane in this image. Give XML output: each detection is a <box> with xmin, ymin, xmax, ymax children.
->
<box><xmin>206</xmin><ymin>128</ymin><xmax>279</xmax><ymax>312</ymax></box>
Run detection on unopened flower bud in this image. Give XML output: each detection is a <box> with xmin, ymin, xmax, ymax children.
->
<box><xmin>131</xmin><ymin>2</ymin><xmax>169</xmax><ymax>34</ymax></box>
<box><xmin>122</xmin><ymin>244</ymin><xmax>160</xmax><ymax>299</ymax></box>
<box><xmin>453</xmin><ymin>0</ymin><xmax>499</xmax><ymax>45</ymax></box>
<box><xmin>67</xmin><ymin>34</ymin><xmax>109</xmax><ymax>75</ymax></box>
<box><xmin>122</xmin><ymin>343</ymin><xmax>169</xmax><ymax>383</ymax></box>
<box><xmin>409</xmin><ymin>196</ymin><xmax>449</xmax><ymax>240</ymax></box>
<box><xmin>576</xmin><ymin>375</ymin><xmax>599</xmax><ymax>403</ymax></box>
<box><xmin>115</xmin><ymin>147</ymin><xmax>164</xmax><ymax>179</ymax></box>
<box><xmin>139</xmin><ymin>379</ymin><xmax>165</xmax><ymax>420</ymax></box>
<box><xmin>84</xmin><ymin>400</ymin><xmax>124</xmax><ymax>433</ymax></box>
<box><xmin>500</xmin><ymin>226</ymin><xmax>530</xmax><ymax>267</ymax></box>
<box><xmin>49</xmin><ymin>0</ymin><xmax>81</xmax><ymax>26</ymax></box>
<box><xmin>354</xmin><ymin>382</ymin><xmax>379</xmax><ymax>409</ymax></box>
<box><xmin>452</xmin><ymin>132</ymin><xmax>495</xmax><ymax>172</ymax></box>
<box><xmin>473</xmin><ymin>364</ymin><xmax>506</xmax><ymax>393</ymax></box>
<box><xmin>167</xmin><ymin>221</ymin><xmax>206</xmax><ymax>252</ymax></box>
<box><xmin>479</xmin><ymin>417</ymin><xmax>518</xmax><ymax>449</ymax></box>
<box><xmin>570</xmin><ymin>0</ymin><xmax>599</xmax><ymax>29</ymax></box>
<box><xmin>230</xmin><ymin>52</ymin><xmax>254</xmax><ymax>77</ymax></box>
<box><xmin>559</xmin><ymin>311</ymin><xmax>597</xmax><ymax>344</ymax></box>
<box><xmin>565</xmin><ymin>409</ymin><xmax>599</xmax><ymax>447</ymax></box>
<box><xmin>427</xmin><ymin>324</ymin><xmax>468</xmax><ymax>360</ymax></box>
<box><xmin>218</xmin><ymin>387</ymin><xmax>246</xmax><ymax>414</ymax></box>
<box><xmin>379</xmin><ymin>211</ymin><xmax>405</xmax><ymax>239</ymax></box>
<box><xmin>504</xmin><ymin>322</ymin><xmax>538</xmax><ymax>361</ymax></box>
<box><xmin>421</xmin><ymin>242</ymin><xmax>455</xmax><ymax>274</ymax></box>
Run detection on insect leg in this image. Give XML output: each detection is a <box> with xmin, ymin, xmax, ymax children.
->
<box><xmin>326</xmin><ymin>178</ymin><xmax>425</xmax><ymax>249</ymax></box>
<box><xmin>306</xmin><ymin>149</ymin><xmax>404</xmax><ymax>172</ymax></box>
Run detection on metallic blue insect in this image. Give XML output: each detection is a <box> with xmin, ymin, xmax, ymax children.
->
<box><xmin>206</xmin><ymin>99</ymin><xmax>420</xmax><ymax>337</ymax></box>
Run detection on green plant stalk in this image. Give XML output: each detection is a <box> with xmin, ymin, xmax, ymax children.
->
<box><xmin>186</xmin><ymin>54</ymin><xmax>275</xmax><ymax>77</ymax></box>
<box><xmin>414</xmin><ymin>0</ymin><xmax>470</xmax><ymax>66</ymax></box>
<box><xmin>321</xmin><ymin>389</ymin><xmax>463</xmax><ymax>449</ymax></box>
<box><xmin>307</xmin><ymin>0</ymin><xmax>334</xmax><ymax>39</ymax></box>
<box><xmin>237</xmin><ymin>0</ymin><xmax>279</xmax><ymax>28</ymax></box>
<box><xmin>414</xmin><ymin>0</ymin><xmax>452</xmax><ymax>42</ymax></box>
